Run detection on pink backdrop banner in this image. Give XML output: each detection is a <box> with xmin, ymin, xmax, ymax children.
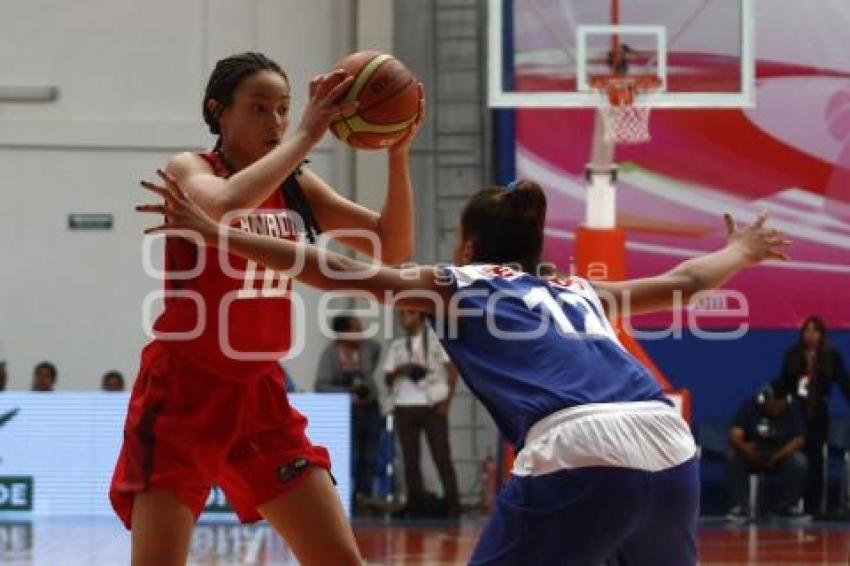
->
<box><xmin>516</xmin><ymin>3</ymin><xmax>850</xmax><ymax>329</ymax></box>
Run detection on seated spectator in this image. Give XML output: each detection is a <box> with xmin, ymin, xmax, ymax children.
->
<box><xmin>0</xmin><ymin>360</ymin><xmax>7</xmax><ymax>392</ymax></box>
<box><xmin>31</xmin><ymin>361</ymin><xmax>57</xmax><ymax>392</ymax></box>
<box><xmin>774</xmin><ymin>315</ymin><xmax>850</xmax><ymax>515</ymax></box>
<box><xmin>385</xmin><ymin>308</ymin><xmax>460</xmax><ymax>518</ymax></box>
<box><xmin>727</xmin><ymin>383</ymin><xmax>807</xmax><ymax>521</ymax></box>
<box><xmin>315</xmin><ymin>314</ymin><xmax>382</xmax><ymax>509</ymax></box>
<box><xmin>101</xmin><ymin>370</ymin><xmax>125</xmax><ymax>392</ymax></box>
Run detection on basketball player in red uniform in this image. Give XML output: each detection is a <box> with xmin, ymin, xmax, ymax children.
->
<box><xmin>110</xmin><ymin>52</ymin><xmax>422</xmax><ymax>565</ymax></box>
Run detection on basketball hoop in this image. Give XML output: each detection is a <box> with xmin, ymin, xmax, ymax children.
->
<box><xmin>590</xmin><ymin>75</ymin><xmax>662</xmax><ymax>145</ymax></box>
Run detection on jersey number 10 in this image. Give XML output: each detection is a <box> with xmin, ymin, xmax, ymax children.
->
<box><xmin>238</xmin><ymin>261</ymin><xmax>290</xmax><ymax>298</ymax></box>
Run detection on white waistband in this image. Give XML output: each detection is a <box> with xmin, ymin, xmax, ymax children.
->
<box><xmin>513</xmin><ymin>401</ymin><xmax>696</xmax><ymax>477</ymax></box>
<box><xmin>525</xmin><ymin>400</ymin><xmax>675</xmax><ymax>444</ymax></box>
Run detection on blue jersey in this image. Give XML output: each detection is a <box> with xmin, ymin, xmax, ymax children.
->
<box><xmin>432</xmin><ymin>264</ymin><xmax>668</xmax><ymax>447</ymax></box>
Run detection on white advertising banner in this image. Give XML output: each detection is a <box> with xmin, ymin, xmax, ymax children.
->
<box><xmin>0</xmin><ymin>393</ymin><xmax>351</xmax><ymax>518</ymax></box>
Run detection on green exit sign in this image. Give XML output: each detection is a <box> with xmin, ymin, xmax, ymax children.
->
<box><xmin>68</xmin><ymin>213</ymin><xmax>113</xmax><ymax>231</ymax></box>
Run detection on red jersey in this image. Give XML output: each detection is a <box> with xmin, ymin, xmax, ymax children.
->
<box><xmin>153</xmin><ymin>152</ymin><xmax>300</xmax><ymax>378</ymax></box>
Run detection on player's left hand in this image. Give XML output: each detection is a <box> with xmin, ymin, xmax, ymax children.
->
<box><xmin>136</xmin><ymin>169</ymin><xmax>218</xmax><ymax>242</ymax></box>
<box><xmin>724</xmin><ymin>212</ymin><xmax>791</xmax><ymax>264</ymax></box>
<box><xmin>388</xmin><ymin>81</ymin><xmax>425</xmax><ymax>155</ymax></box>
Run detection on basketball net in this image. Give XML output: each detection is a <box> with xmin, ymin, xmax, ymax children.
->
<box><xmin>590</xmin><ymin>75</ymin><xmax>662</xmax><ymax>145</ymax></box>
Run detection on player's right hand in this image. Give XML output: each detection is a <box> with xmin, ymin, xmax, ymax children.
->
<box><xmin>136</xmin><ymin>169</ymin><xmax>219</xmax><ymax>243</ymax></box>
<box><xmin>723</xmin><ymin>212</ymin><xmax>791</xmax><ymax>264</ymax></box>
<box><xmin>297</xmin><ymin>70</ymin><xmax>359</xmax><ymax>145</ymax></box>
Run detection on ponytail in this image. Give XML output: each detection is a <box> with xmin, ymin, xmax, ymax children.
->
<box><xmin>459</xmin><ymin>179</ymin><xmax>547</xmax><ymax>273</ymax></box>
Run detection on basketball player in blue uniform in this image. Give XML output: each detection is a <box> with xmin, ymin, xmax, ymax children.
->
<box><xmin>138</xmin><ymin>175</ymin><xmax>789</xmax><ymax>565</ymax></box>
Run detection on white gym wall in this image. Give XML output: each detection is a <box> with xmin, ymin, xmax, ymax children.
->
<box><xmin>0</xmin><ymin>0</ymin><xmax>356</xmax><ymax>390</ymax></box>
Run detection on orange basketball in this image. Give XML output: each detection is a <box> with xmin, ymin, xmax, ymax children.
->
<box><xmin>329</xmin><ymin>51</ymin><xmax>421</xmax><ymax>150</ymax></box>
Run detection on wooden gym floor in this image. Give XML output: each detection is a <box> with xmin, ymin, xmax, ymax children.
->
<box><xmin>3</xmin><ymin>517</ymin><xmax>850</xmax><ymax>564</ymax></box>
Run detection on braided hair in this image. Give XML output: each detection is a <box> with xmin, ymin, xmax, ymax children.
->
<box><xmin>202</xmin><ymin>52</ymin><xmax>289</xmax><ymax>150</ymax></box>
<box><xmin>201</xmin><ymin>52</ymin><xmax>322</xmax><ymax>242</ymax></box>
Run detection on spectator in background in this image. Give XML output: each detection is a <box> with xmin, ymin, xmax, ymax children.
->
<box><xmin>101</xmin><ymin>370</ymin><xmax>125</xmax><ymax>392</ymax></box>
<box><xmin>315</xmin><ymin>314</ymin><xmax>382</xmax><ymax>509</ymax></box>
<box><xmin>774</xmin><ymin>315</ymin><xmax>850</xmax><ymax>515</ymax></box>
<box><xmin>31</xmin><ymin>361</ymin><xmax>57</xmax><ymax>392</ymax></box>
<box><xmin>726</xmin><ymin>383</ymin><xmax>807</xmax><ymax>521</ymax></box>
<box><xmin>385</xmin><ymin>309</ymin><xmax>460</xmax><ymax>518</ymax></box>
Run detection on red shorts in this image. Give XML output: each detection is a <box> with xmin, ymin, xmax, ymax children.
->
<box><xmin>109</xmin><ymin>341</ymin><xmax>331</xmax><ymax>528</ymax></box>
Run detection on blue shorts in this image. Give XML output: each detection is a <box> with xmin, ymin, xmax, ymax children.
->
<box><xmin>470</xmin><ymin>458</ymin><xmax>699</xmax><ymax>566</ymax></box>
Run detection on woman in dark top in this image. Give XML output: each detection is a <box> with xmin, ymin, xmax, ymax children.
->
<box><xmin>775</xmin><ymin>315</ymin><xmax>850</xmax><ymax>515</ymax></box>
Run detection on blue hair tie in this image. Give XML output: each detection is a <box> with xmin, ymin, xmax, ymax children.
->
<box><xmin>506</xmin><ymin>180</ymin><xmax>520</xmax><ymax>192</ymax></box>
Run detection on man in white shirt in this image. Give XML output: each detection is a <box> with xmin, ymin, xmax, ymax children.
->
<box><xmin>385</xmin><ymin>309</ymin><xmax>460</xmax><ymax>517</ymax></box>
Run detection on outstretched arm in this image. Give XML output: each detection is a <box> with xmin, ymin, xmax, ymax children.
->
<box><xmin>592</xmin><ymin>213</ymin><xmax>790</xmax><ymax>316</ymax></box>
<box><xmin>138</xmin><ymin>170</ymin><xmax>445</xmax><ymax>313</ymax></box>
